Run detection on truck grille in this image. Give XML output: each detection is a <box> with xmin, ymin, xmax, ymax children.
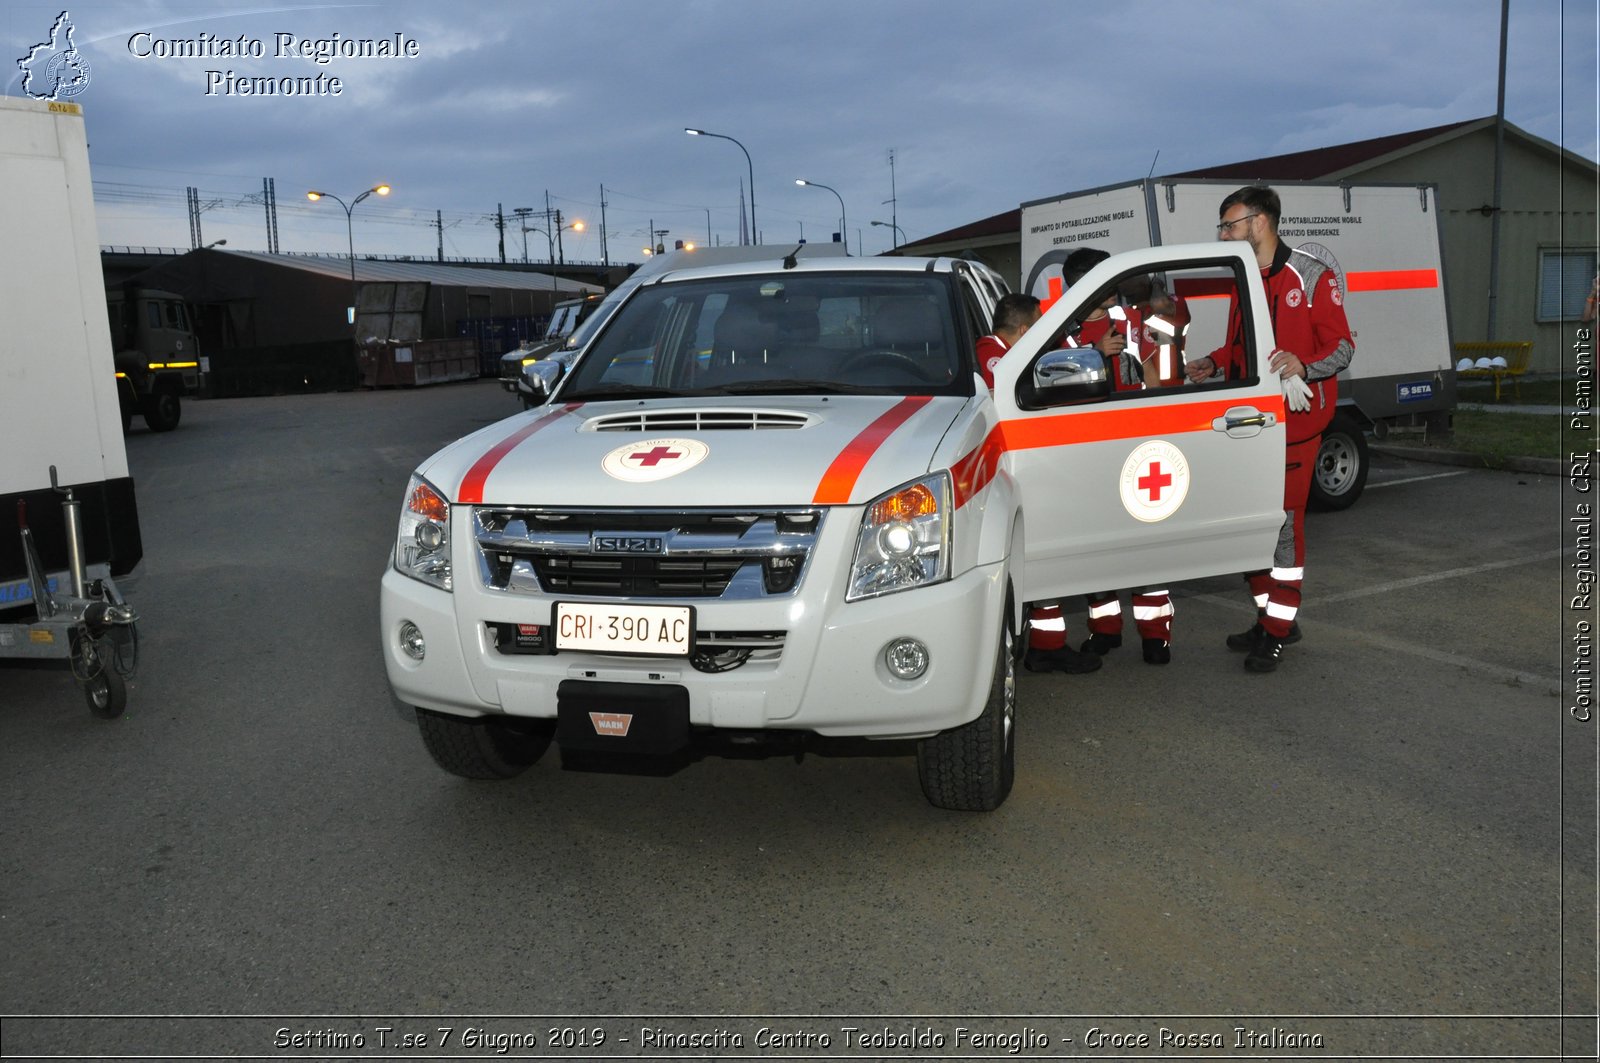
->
<box><xmin>474</xmin><ymin>508</ymin><xmax>824</xmax><ymax>600</ymax></box>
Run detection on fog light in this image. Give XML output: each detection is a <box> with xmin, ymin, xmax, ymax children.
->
<box><xmin>399</xmin><ymin>620</ymin><xmax>426</xmax><ymax>661</ymax></box>
<box><xmin>884</xmin><ymin>637</ymin><xmax>929</xmax><ymax>680</ymax></box>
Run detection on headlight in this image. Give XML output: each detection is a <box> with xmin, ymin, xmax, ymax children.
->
<box><xmin>846</xmin><ymin>472</ymin><xmax>950</xmax><ymax>601</ymax></box>
<box><xmin>395</xmin><ymin>473</ymin><xmax>452</xmax><ymax>591</ymax></box>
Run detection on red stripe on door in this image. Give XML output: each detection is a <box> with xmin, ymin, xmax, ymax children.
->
<box><xmin>1344</xmin><ymin>269</ymin><xmax>1438</xmax><ymax>292</ymax></box>
<box><xmin>457</xmin><ymin>403</ymin><xmax>583</xmax><ymax>504</ymax></box>
<box><xmin>812</xmin><ymin>396</ymin><xmax>932</xmax><ymax>504</ymax></box>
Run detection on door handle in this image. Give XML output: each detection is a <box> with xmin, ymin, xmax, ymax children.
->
<box><xmin>1212</xmin><ymin>406</ymin><xmax>1277</xmax><ymax>438</ymax></box>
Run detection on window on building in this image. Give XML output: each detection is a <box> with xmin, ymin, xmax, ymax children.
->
<box><xmin>1538</xmin><ymin>249</ymin><xmax>1598</xmax><ymax>322</ymax></box>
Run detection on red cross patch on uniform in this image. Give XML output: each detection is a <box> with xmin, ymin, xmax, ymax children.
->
<box><xmin>1285</xmin><ymin>288</ymin><xmax>1304</xmax><ymax>308</ymax></box>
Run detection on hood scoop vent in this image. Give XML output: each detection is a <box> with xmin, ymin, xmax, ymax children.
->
<box><xmin>587</xmin><ymin>409</ymin><xmax>816</xmax><ymax>432</ymax></box>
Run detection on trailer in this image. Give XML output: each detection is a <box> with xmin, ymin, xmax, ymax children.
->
<box><xmin>1</xmin><ymin>97</ymin><xmax>142</xmax><ymax>714</ymax></box>
<box><xmin>1020</xmin><ymin>179</ymin><xmax>1456</xmax><ymax>509</ymax></box>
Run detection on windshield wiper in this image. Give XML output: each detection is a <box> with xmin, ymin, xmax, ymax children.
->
<box><xmin>558</xmin><ymin>384</ymin><xmax>696</xmax><ymax>401</ymax></box>
<box><xmin>704</xmin><ymin>379</ymin><xmax>882</xmax><ymax>395</ymax></box>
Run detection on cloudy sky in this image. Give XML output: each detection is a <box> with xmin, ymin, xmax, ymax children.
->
<box><xmin>4</xmin><ymin>0</ymin><xmax>1595</xmax><ymax>263</ymax></box>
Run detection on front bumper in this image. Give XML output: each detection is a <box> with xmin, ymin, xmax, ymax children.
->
<box><xmin>381</xmin><ymin>552</ymin><xmax>1007</xmax><ymax>741</ymax></box>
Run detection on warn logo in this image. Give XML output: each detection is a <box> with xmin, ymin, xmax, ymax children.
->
<box><xmin>589</xmin><ymin>712</ymin><xmax>634</xmax><ymax>737</ymax></box>
<box><xmin>591</xmin><ymin>534</ymin><xmax>665</xmax><ymax>554</ymax></box>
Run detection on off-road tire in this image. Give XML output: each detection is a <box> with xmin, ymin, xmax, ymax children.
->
<box><xmin>416</xmin><ymin>708</ymin><xmax>554</xmax><ymax>779</ymax></box>
<box><xmin>917</xmin><ymin>607</ymin><xmax>1016</xmax><ymax>811</ymax></box>
<box><xmin>1308</xmin><ymin>413</ymin><xmax>1368</xmax><ymax>511</ymax></box>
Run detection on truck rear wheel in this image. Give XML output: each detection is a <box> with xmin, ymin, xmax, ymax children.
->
<box><xmin>141</xmin><ymin>391</ymin><xmax>181</xmax><ymax>432</ymax></box>
<box><xmin>917</xmin><ymin>608</ymin><xmax>1016</xmax><ymax>811</ymax></box>
<box><xmin>416</xmin><ymin>708</ymin><xmax>554</xmax><ymax>779</ymax></box>
<box><xmin>1309</xmin><ymin>413</ymin><xmax>1368</xmax><ymax>511</ymax></box>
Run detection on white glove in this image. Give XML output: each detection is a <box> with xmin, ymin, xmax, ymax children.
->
<box><xmin>1281</xmin><ymin>373</ymin><xmax>1313</xmax><ymax>413</ymax></box>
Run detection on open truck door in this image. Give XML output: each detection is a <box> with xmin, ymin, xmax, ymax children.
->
<box><xmin>990</xmin><ymin>243</ymin><xmax>1286</xmax><ymax>601</ymax></box>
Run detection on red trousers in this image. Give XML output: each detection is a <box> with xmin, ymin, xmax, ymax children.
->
<box><xmin>1249</xmin><ymin>435</ymin><xmax>1318</xmax><ymax>639</ymax></box>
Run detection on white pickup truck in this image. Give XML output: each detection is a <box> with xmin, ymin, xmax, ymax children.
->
<box><xmin>381</xmin><ymin>243</ymin><xmax>1286</xmax><ymax>810</ymax></box>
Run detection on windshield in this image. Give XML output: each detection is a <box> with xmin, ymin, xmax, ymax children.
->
<box><xmin>558</xmin><ymin>272</ymin><xmax>970</xmax><ymax>400</ymax></box>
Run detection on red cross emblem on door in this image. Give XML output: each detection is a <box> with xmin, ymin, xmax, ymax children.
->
<box><xmin>1137</xmin><ymin>461</ymin><xmax>1173</xmax><ymax>502</ymax></box>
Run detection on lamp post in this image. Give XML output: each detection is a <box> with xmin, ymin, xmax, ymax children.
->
<box><xmin>522</xmin><ymin>212</ymin><xmax>586</xmax><ymax>266</ymax></box>
<box><xmin>686</xmin><ymin>128</ymin><xmax>756</xmax><ymax>244</ymax></box>
<box><xmin>870</xmin><ymin>219</ymin><xmax>905</xmax><ymax>249</ymax></box>
<box><xmin>796</xmin><ymin>179</ymin><xmax>847</xmax><ymax>255</ymax></box>
<box><xmin>306</xmin><ymin>183</ymin><xmax>391</xmax><ymax>319</ymax></box>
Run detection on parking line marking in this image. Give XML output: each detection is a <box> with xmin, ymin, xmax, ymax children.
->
<box><xmin>1367</xmin><ymin>470</ymin><xmax>1472</xmax><ymax>489</ymax></box>
<box><xmin>1183</xmin><ymin>588</ymin><xmax>1561</xmax><ymax>693</ymax></box>
<box><xmin>1313</xmin><ymin>549</ymin><xmax>1565</xmax><ymax>605</ymax></box>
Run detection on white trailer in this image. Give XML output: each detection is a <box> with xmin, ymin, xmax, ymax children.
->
<box><xmin>1020</xmin><ymin>179</ymin><xmax>1456</xmax><ymax>509</ymax></box>
<box><xmin>0</xmin><ymin>97</ymin><xmax>141</xmax><ymax>715</ymax></box>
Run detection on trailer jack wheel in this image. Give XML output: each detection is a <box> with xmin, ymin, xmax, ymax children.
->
<box><xmin>84</xmin><ymin>666</ymin><xmax>127</xmax><ymax>719</ymax></box>
<box><xmin>72</xmin><ymin>631</ymin><xmax>128</xmax><ymax>719</ymax></box>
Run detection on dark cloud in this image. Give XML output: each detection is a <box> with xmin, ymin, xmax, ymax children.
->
<box><xmin>4</xmin><ymin>0</ymin><xmax>1592</xmax><ymax>261</ymax></box>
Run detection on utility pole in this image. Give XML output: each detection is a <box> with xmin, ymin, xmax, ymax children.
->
<box><xmin>496</xmin><ymin>203</ymin><xmax>506</xmax><ymax>263</ymax></box>
<box><xmin>435</xmin><ymin>209</ymin><xmax>443</xmax><ymax>262</ymax></box>
<box><xmin>599</xmin><ymin>183</ymin><xmax>610</xmax><ymax>268</ymax></box>
<box><xmin>884</xmin><ymin>149</ymin><xmax>899</xmax><ymax>249</ymax></box>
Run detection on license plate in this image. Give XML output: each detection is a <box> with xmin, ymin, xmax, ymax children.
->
<box><xmin>553</xmin><ymin>602</ymin><xmax>694</xmax><ymax>657</ymax></box>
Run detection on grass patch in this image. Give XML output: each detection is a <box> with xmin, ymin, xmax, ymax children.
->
<box><xmin>1440</xmin><ymin>407</ymin><xmax>1569</xmax><ymax>466</ymax></box>
<box><xmin>1455</xmin><ymin>375</ymin><xmax>1583</xmax><ymax>408</ymax></box>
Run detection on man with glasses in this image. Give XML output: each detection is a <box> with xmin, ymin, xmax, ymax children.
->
<box><xmin>1184</xmin><ymin>186</ymin><xmax>1355</xmax><ymax>673</ymax></box>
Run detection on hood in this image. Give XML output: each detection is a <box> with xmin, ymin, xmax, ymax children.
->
<box><xmin>424</xmin><ymin>395</ymin><xmax>966</xmax><ymax>510</ymax></box>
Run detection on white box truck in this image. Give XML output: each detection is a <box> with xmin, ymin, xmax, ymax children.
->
<box><xmin>0</xmin><ymin>97</ymin><xmax>141</xmax><ymax>715</ymax></box>
<box><xmin>1020</xmin><ymin>179</ymin><xmax>1456</xmax><ymax>509</ymax></box>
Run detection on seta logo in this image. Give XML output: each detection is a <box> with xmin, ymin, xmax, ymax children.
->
<box><xmin>17</xmin><ymin>11</ymin><xmax>92</xmax><ymax>101</ymax></box>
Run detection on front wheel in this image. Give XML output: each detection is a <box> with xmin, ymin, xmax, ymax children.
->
<box><xmin>1309</xmin><ymin>414</ymin><xmax>1368</xmax><ymax>511</ymax></box>
<box><xmin>917</xmin><ymin>607</ymin><xmax>1016</xmax><ymax>811</ymax></box>
<box><xmin>142</xmin><ymin>391</ymin><xmax>181</xmax><ymax>432</ymax></box>
<box><xmin>416</xmin><ymin>708</ymin><xmax>554</xmax><ymax>779</ymax></box>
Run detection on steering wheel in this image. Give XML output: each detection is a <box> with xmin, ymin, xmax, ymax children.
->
<box><xmin>845</xmin><ymin>349</ymin><xmax>944</xmax><ymax>384</ymax></box>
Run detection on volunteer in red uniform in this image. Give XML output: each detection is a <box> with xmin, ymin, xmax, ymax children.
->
<box><xmin>1184</xmin><ymin>185</ymin><xmax>1355</xmax><ymax>673</ymax></box>
<box><xmin>1126</xmin><ymin>275</ymin><xmax>1190</xmax><ymax>388</ymax></box>
<box><xmin>977</xmin><ymin>293</ymin><xmax>1041</xmax><ymax>389</ymax></box>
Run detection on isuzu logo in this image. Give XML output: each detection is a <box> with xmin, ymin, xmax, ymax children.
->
<box><xmin>591</xmin><ymin>534</ymin><xmax>666</xmax><ymax>554</ymax></box>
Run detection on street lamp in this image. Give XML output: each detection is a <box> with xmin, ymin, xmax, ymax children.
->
<box><xmin>870</xmin><ymin>220</ymin><xmax>905</xmax><ymax>249</ymax></box>
<box><xmin>686</xmin><ymin>127</ymin><xmax>756</xmax><ymax>244</ymax></box>
<box><xmin>307</xmin><ymin>184</ymin><xmax>391</xmax><ymax>318</ymax></box>
<box><xmin>796</xmin><ymin>179</ymin><xmax>847</xmax><ymax>255</ymax></box>
<box><xmin>521</xmin><ymin>212</ymin><xmax>586</xmax><ymax>266</ymax></box>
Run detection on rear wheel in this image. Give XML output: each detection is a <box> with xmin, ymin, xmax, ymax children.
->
<box><xmin>142</xmin><ymin>391</ymin><xmax>182</xmax><ymax>432</ymax></box>
<box><xmin>1309</xmin><ymin>413</ymin><xmax>1368</xmax><ymax>511</ymax></box>
<box><xmin>416</xmin><ymin>708</ymin><xmax>554</xmax><ymax>779</ymax></box>
<box><xmin>917</xmin><ymin>605</ymin><xmax>1016</xmax><ymax>811</ymax></box>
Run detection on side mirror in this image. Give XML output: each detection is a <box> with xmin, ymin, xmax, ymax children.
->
<box><xmin>521</xmin><ymin>359</ymin><xmax>564</xmax><ymax>404</ymax></box>
<box><xmin>1032</xmin><ymin>348</ymin><xmax>1112</xmax><ymax>402</ymax></box>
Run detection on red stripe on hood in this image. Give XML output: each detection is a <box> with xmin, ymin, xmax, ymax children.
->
<box><xmin>812</xmin><ymin>396</ymin><xmax>931</xmax><ymax>504</ymax></box>
<box><xmin>457</xmin><ymin>403</ymin><xmax>583</xmax><ymax>504</ymax></box>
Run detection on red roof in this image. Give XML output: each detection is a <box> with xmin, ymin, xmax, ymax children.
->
<box><xmin>1163</xmin><ymin>118</ymin><xmax>1487</xmax><ymax>180</ymax></box>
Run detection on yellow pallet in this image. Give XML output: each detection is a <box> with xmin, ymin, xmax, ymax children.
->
<box><xmin>1454</xmin><ymin>341</ymin><xmax>1533</xmax><ymax>402</ymax></box>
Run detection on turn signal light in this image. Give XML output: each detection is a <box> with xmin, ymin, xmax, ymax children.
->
<box><xmin>407</xmin><ymin>479</ymin><xmax>449</xmax><ymax>522</ymax></box>
<box><xmin>868</xmin><ymin>483</ymin><xmax>937</xmax><ymax>526</ymax></box>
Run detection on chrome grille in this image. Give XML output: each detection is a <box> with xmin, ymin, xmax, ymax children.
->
<box><xmin>474</xmin><ymin>508</ymin><xmax>824</xmax><ymax>599</ymax></box>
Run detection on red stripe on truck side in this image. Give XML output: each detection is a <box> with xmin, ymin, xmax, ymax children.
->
<box><xmin>1344</xmin><ymin>268</ymin><xmax>1439</xmax><ymax>292</ymax></box>
<box><xmin>457</xmin><ymin>402</ymin><xmax>583</xmax><ymax>504</ymax></box>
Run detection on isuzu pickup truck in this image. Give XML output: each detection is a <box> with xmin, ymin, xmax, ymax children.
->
<box><xmin>381</xmin><ymin>243</ymin><xmax>1286</xmax><ymax>810</ymax></box>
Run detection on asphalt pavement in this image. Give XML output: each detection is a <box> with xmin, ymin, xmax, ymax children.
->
<box><xmin>1</xmin><ymin>382</ymin><xmax>1593</xmax><ymax>1060</ymax></box>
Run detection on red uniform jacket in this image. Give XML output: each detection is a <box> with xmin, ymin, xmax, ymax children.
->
<box><xmin>1210</xmin><ymin>242</ymin><xmax>1355</xmax><ymax>442</ymax></box>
